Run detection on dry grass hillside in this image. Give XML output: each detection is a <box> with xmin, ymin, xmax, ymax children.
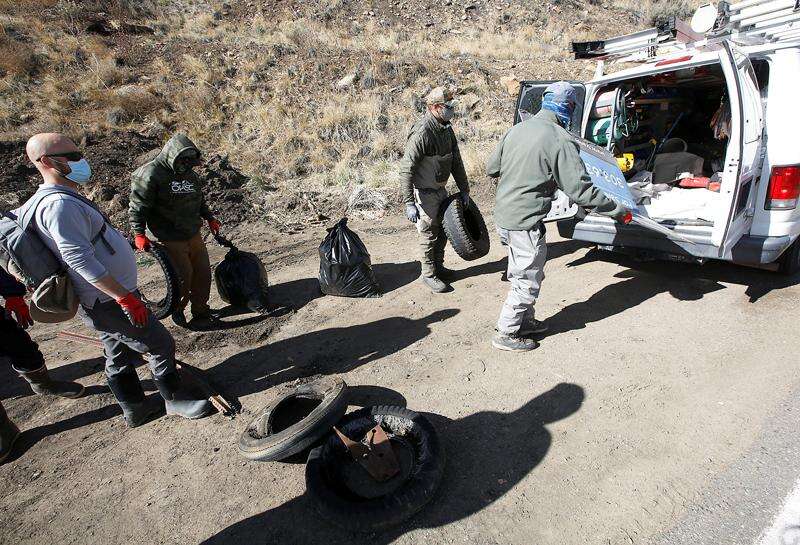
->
<box><xmin>0</xmin><ymin>0</ymin><xmax>695</xmax><ymax>228</ymax></box>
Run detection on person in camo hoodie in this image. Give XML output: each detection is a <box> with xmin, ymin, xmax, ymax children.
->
<box><xmin>129</xmin><ymin>133</ymin><xmax>222</xmax><ymax>330</ymax></box>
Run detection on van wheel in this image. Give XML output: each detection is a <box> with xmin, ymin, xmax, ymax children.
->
<box><xmin>777</xmin><ymin>239</ymin><xmax>800</xmax><ymax>275</ymax></box>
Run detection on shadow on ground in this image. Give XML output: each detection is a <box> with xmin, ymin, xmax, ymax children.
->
<box><xmin>569</xmin><ymin>248</ymin><xmax>800</xmax><ymax>303</ymax></box>
<box><xmin>207</xmin><ymin>309</ymin><xmax>460</xmax><ymax>398</ymax></box>
<box><xmin>200</xmin><ymin>382</ymin><xmax>584</xmax><ymax>544</ymax></box>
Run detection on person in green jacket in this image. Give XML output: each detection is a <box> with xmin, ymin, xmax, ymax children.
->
<box><xmin>487</xmin><ymin>81</ymin><xmax>632</xmax><ymax>352</ymax></box>
<box><xmin>129</xmin><ymin>133</ymin><xmax>222</xmax><ymax>329</ymax></box>
<box><xmin>399</xmin><ymin>86</ymin><xmax>471</xmax><ymax>293</ymax></box>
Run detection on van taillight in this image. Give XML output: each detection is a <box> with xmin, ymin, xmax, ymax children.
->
<box><xmin>767</xmin><ymin>166</ymin><xmax>800</xmax><ymax>210</ymax></box>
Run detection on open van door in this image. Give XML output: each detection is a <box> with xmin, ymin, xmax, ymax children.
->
<box><xmin>515</xmin><ymin>81</ymin><xmax>586</xmax><ymax>222</ymax></box>
<box><xmin>713</xmin><ymin>40</ymin><xmax>765</xmax><ymax>258</ymax></box>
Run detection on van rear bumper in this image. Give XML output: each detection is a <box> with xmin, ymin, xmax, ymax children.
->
<box><xmin>558</xmin><ymin>218</ymin><xmax>794</xmax><ymax>264</ymax></box>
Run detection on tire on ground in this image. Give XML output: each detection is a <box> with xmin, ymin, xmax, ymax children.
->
<box><xmin>305</xmin><ymin>405</ymin><xmax>445</xmax><ymax>533</ymax></box>
<box><xmin>238</xmin><ymin>376</ymin><xmax>348</xmax><ymax>462</ymax></box>
<box><xmin>142</xmin><ymin>243</ymin><xmax>181</xmax><ymax>320</ymax></box>
<box><xmin>442</xmin><ymin>194</ymin><xmax>490</xmax><ymax>261</ymax></box>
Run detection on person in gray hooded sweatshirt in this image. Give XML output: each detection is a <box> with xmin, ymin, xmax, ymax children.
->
<box><xmin>487</xmin><ymin>82</ymin><xmax>632</xmax><ymax>352</ymax></box>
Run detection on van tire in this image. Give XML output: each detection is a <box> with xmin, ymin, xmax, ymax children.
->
<box><xmin>442</xmin><ymin>194</ymin><xmax>490</xmax><ymax>261</ymax></box>
<box><xmin>305</xmin><ymin>405</ymin><xmax>445</xmax><ymax>532</ymax></box>
<box><xmin>238</xmin><ymin>376</ymin><xmax>348</xmax><ymax>462</ymax></box>
<box><xmin>142</xmin><ymin>244</ymin><xmax>181</xmax><ymax>320</ymax></box>
<box><xmin>778</xmin><ymin>239</ymin><xmax>800</xmax><ymax>275</ymax></box>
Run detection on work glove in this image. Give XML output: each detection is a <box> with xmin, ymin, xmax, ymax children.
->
<box><xmin>207</xmin><ymin>218</ymin><xmax>221</xmax><ymax>235</ymax></box>
<box><xmin>405</xmin><ymin>203</ymin><xmax>419</xmax><ymax>224</ymax></box>
<box><xmin>617</xmin><ymin>210</ymin><xmax>633</xmax><ymax>224</ymax></box>
<box><xmin>116</xmin><ymin>292</ymin><xmax>148</xmax><ymax>328</ymax></box>
<box><xmin>461</xmin><ymin>192</ymin><xmax>471</xmax><ymax>209</ymax></box>
<box><xmin>4</xmin><ymin>296</ymin><xmax>33</xmax><ymax>329</ymax></box>
<box><xmin>134</xmin><ymin>233</ymin><xmax>152</xmax><ymax>252</ymax></box>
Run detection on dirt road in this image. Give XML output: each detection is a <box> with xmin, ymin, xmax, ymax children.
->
<box><xmin>2</xmin><ymin>199</ymin><xmax>799</xmax><ymax>544</ymax></box>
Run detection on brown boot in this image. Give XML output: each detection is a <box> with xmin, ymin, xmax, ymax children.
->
<box><xmin>0</xmin><ymin>401</ymin><xmax>20</xmax><ymax>464</ymax></box>
<box><xmin>16</xmin><ymin>365</ymin><xmax>85</xmax><ymax>399</ymax></box>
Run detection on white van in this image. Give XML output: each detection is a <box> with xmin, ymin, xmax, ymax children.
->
<box><xmin>516</xmin><ymin>1</ymin><xmax>800</xmax><ymax>273</ymax></box>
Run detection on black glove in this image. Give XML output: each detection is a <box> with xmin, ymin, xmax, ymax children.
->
<box><xmin>461</xmin><ymin>192</ymin><xmax>471</xmax><ymax>209</ymax></box>
<box><xmin>405</xmin><ymin>203</ymin><xmax>419</xmax><ymax>223</ymax></box>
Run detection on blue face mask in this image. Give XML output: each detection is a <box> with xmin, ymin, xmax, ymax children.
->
<box><xmin>541</xmin><ymin>96</ymin><xmax>575</xmax><ymax>129</ymax></box>
<box><xmin>62</xmin><ymin>158</ymin><xmax>92</xmax><ymax>185</ymax></box>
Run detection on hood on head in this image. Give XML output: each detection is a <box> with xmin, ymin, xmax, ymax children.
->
<box><xmin>158</xmin><ymin>133</ymin><xmax>200</xmax><ymax>172</ymax></box>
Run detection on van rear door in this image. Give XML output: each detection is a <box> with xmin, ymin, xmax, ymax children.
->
<box><xmin>713</xmin><ymin>41</ymin><xmax>765</xmax><ymax>258</ymax></box>
<box><xmin>515</xmin><ymin>81</ymin><xmax>586</xmax><ymax>222</ymax></box>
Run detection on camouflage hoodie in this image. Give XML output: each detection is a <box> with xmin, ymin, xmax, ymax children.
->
<box><xmin>129</xmin><ymin>134</ymin><xmax>214</xmax><ymax>241</ymax></box>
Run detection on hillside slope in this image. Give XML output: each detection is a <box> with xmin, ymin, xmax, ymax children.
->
<box><xmin>0</xmin><ymin>0</ymin><xmax>693</xmax><ymax>228</ymax></box>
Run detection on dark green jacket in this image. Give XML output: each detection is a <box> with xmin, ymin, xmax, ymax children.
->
<box><xmin>399</xmin><ymin>112</ymin><xmax>469</xmax><ymax>205</ymax></box>
<box><xmin>129</xmin><ymin>134</ymin><xmax>213</xmax><ymax>241</ymax></box>
<box><xmin>488</xmin><ymin>110</ymin><xmax>625</xmax><ymax>231</ymax></box>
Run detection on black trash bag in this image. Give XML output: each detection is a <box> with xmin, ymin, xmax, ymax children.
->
<box><xmin>213</xmin><ymin>234</ymin><xmax>270</xmax><ymax>314</ymax></box>
<box><xmin>318</xmin><ymin>218</ymin><xmax>381</xmax><ymax>298</ymax></box>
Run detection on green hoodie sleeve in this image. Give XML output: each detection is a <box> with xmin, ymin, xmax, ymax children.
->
<box><xmin>129</xmin><ymin>172</ymin><xmax>156</xmax><ymax>235</ymax></box>
<box><xmin>486</xmin><ymin>131</ymin><xmax>507</xmax><ymax>178</ymax></box>
<box><xmin>399</xmin><ymin>131</ymin><xmax>425</xmax><ymax>205</ymax></box>
<box><xmin>552</xmin><ymin>138</ymin><xmax>625</xmax><ymax>219</ymax></box>
<box><xmin>449</xmin><ymin>130</ymin><xmax>469</xmax><ymax>194</ymax></box>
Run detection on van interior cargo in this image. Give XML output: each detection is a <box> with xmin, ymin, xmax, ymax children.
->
<box><xmin>587</xmin><ymin>60</ymin><xmax>768</xmax><ymax>226</ymax></box>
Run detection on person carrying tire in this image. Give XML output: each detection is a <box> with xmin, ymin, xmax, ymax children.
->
<box><xmin>129</xmin><ymin>133</ymin><xmax>222</xmax><ymax>330</ymax></box>
<box><xmin>400</xmin><ymin>86</ymin><xmax>471</xmax><ymax>293</ymax></box>
<box><xmin>21</xmin><ymin>133</ymin><xmax>212</xmax><ymax>427</ymax></box>
<box><xmin>487</xmin><ymin>82</ymin><xmax>632</xmax><ymax>352</ymax></box>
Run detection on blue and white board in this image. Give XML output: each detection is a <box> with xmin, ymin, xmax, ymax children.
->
<box><xmin>572</xmin><ymin>137</ymin><xmax>638</xmax><ymax>211</ymax></box>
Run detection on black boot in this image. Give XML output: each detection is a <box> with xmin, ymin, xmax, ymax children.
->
<box><xmin>107</xmin><ymin>370</ymin><xmax>162</xmax><ymax>428</ymax></box>
<box><xmin>16</xmin><ymin>365</ymin><xmax>85</xmax><ymax>399</ymax></box>
<box><xmin>154</xmin><ymin>372</ymin><xmax>212</xmax><ymax>420</ymax></box>
<box><xmin>0</xmin><ymin>401</ymin><xmax>20</xmax><ymax>464</ymax></box>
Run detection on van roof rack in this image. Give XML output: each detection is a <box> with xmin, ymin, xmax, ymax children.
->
<box><xmin>572</xmin><ymin>0</ymin><xmax>800</xmax><ymax>63</ymax></box>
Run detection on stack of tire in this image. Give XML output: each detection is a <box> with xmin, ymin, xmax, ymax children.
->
<box><xmin>238</xmin><ymin>376</ymin><xmax>445</xmax><ymax>532</ymax></box>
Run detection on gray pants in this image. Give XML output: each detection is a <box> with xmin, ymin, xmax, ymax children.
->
<box><xmin>78</xmin><ymin>295</ymin><xmax>176</xmax><ymax>391</ymax></box>
<box><xmin>414</xmin><ymin>187</ymin><xmax>449</xmax><ymax>277</ymax></box>
<box><xmin>496</xmin><ymin>225</ymin><xmax>547</xmax><ymax>335</ymax></box>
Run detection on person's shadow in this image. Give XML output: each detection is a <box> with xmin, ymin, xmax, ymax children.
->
<box><xmin>199</xmin><ymin>382</ymin><xmax>584</xmax><ymax>544</ymax></box>
<box><xmin>542</xmin><ymin>265</ymin><xmax>726</xmax><ymax>338</ymax></box>
<box><xmin>207</xmin><ymin>309</ymin><xmax>460</xmax><ymax>398</ymax></box>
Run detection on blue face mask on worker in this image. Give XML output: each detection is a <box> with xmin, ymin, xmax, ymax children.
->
<box><xmin>541</xmin><ymin>94</ymin><xmax>575</xmax><ymax>129</ymax></box>
<box><xmin>50</xmin><ymin>154</ymin><xmax>92</xmax><ymax>185</ymax></box>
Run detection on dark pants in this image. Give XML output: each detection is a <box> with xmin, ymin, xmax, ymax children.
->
<box><xmin>78</xmin><ymin>295</ymin><xmax>176</xmax><ymax>403</ymax></box>
<box><xmin>0</xmin><ymin>308</ymin><xmax>45</xmax><ymax>373</ymax></box>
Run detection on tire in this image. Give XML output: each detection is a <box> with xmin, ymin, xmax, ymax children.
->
<box><xmin>305</xmin><ymin>405</ymin><xmax>445</xmax><ymax>533</ymax></box>
<box><xmin>442</xmin><ymin>194</ymin><xmax>490</xmax><ymax>261</ymax></box>
<box><xmin>238</xmin><ymin>376</ymin><xmax>348</xmax><ymax>462</ymax></box>
<box><xmin>141</xmin><ymin>243</ymin><xmax>181</xmax><ymax>320</ymax></box>
<box><xmin>777</xmin><ymin>238</ymin><xmax>800</xmax><ymax>275</ymax></box>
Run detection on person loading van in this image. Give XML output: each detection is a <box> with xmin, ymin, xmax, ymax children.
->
<box><xmin>129</xmin><ymin>133</ymin><xmax>221</xmax><ymax>330</ymax></box>
<box><xmin>487</xmin><ymin>81</ymin><xmax>632</xmax><ymax>352</ymax></box>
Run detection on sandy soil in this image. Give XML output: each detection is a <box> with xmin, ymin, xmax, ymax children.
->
<box><xmin>2</xmin><ymin>197</ymin><xmax>800</xmax><ymax>545</ymax></box>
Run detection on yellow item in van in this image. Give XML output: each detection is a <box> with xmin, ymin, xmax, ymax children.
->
<box><xmin>616</xmin><ymin>153</ymin><xmax>634</xmax><ymax>173</ymax></box>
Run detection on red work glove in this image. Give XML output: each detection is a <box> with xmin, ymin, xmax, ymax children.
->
<box><xmin>134</xmin><ymin>233</ymin><xmax>152</xmax><ymax>252</ymax></box>
<box><xmin>619</xmin><ymin>211</ymin><xmax>633</xmax><ymax>224</ymax></box>
<box><xmin>5</xmin><ymin>296</ymin><xmax>33</xmax><ymax>329</ymax></box>
<box><xmin>115</xmin><ymin>293</ymin><xmax>148</xmax><ymax>327</ymax></box>
<box><xmin>207</xmin><ymin>218</ymin><xmax>221</xmax><ymax>235</ymax></box>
